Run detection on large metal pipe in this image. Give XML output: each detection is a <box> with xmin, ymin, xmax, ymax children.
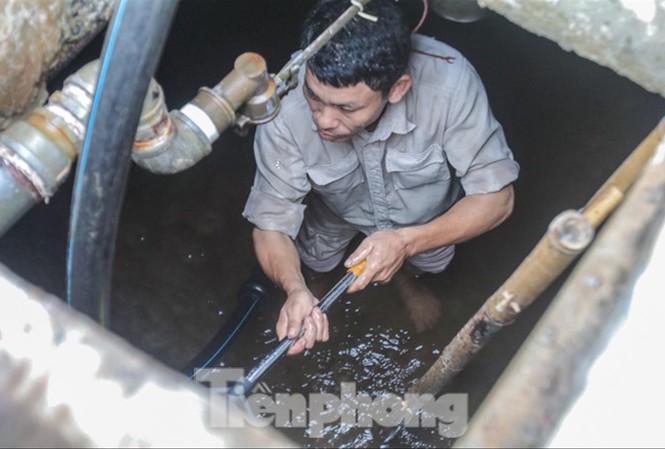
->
<box><xmin>0</xmin><ymin>53</ymin><xmax>277</xmax><ymax>236</ymax></box>
<box><xmin>0</xmin><ymin>61</ymin><xmax>98</xmax><ymax>236</ymax></box>
<box><xmin>0</xmin><ymin>0</ymin><xmax>379</xmax><ymax>237</ymax></box>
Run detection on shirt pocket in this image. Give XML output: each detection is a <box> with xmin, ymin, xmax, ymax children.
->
<box><xmin>307</xmin><ymin>153</ymin><xmax>365</xmax><ymax>194</ymax></box>
<box><xmin>385</xmin><ymin>144</ymin><xmax>451</xmax><ymax>190</ymax></box>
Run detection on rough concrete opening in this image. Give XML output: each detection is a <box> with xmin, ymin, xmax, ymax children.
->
<box><xmin>1</xmin><ymin>1</ymin><xmax>664</xmax><ymax>447</ymax></box>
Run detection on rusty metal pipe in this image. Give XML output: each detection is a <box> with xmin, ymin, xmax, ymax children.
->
<box><xmin>455</xmin><ymin>120</ymin><xmax>665</xmax><ymax>448</ymax></box>
<box><xmin>410</xmin><ymin>117</ymin><xmax>665</xmax><ymax>397</ymax></box>
<box><xmin>0</xmin><ymin>51</ymin><xmax>278</xmax><ymax>234</ymax></box>
<box><xmin>1</xmin><ymin>0</ymin><xmax>376</xmax><ymax>231</ymax></box>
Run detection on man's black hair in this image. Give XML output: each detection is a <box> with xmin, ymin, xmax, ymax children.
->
<box><xmin>300</xmin><ymin>0</ymin><xmax>411</xmax><ymax>96</ymax></box>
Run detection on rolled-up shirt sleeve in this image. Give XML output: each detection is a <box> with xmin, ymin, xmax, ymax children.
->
<box><xmin>242</xmin><ymin>115</ymin><xmax>310</xmax><ymax>239</ymax></box>
<box><xmin>443</xmin><ymin>60</ymin><xmax>519</xmax><ymax>195</ymax></box>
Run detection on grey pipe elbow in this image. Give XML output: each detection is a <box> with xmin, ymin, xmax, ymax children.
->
<box><xmin>131</xmin><ymin>110</ymin><xmax>212</xmax><ymax>175</ymax></box>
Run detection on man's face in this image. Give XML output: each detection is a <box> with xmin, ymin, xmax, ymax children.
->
<box><xmin>303</xmin><ymin>67</ymin><xmax>388</xmax><ymax>142</ymax></box>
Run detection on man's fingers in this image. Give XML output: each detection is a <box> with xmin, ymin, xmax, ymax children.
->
<box><xmin>322</xmin><ymin>313</ymin><xmax>329</xmax><ymax>342</ymax></box>
<box><xmin>348</xmin><ymin>261</ymin><xmax>378</xmax><ymax>292</ymax></box>
<box><xmin>287</xmin><ymin>312</ymin><xmax>305</xmax><ymax>339</ymax></box>
<box><xmin>345</xmin><ymin>245</ymin><xmax>371</xmax><ymax>268</ymax></box>
<box><xmin>303</xmin><ymin>316</ymin><xmax>315</xmax><ymax>349</ymax></box>
<box><xmin>287</xmin><ymin>338</ymin><xmax>306</xmax><ymax>355</ymax></box>
<box><xmin>312</xmin><ymin>308</ymin><xmax>326</xmax><ymax>341</ymax></box>
<box><xmin>276</xmin><ymin>308</ymin><xmax>289</xmax><ymax>341</ymax></box>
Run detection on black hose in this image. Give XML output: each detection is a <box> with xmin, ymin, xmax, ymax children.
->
<box><xmin>183</xmin><ymin>265</ymin><xmax>275</xmax><ymax>379</ymax></box>
<box><xmin>67</xmin><ymin>0</ymin><xmax>179</xmax><ymax>325</ymax></box>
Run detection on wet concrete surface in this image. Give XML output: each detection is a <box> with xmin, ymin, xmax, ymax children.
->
<box><xmin>1</xmin><ymin>1</ymin><xmax>664</xmax><ymax>447</ymax></box>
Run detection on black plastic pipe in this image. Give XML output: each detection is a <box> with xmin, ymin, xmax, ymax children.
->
<box><xmin>183</xmin><ymin>265</ymin><xmax>275</xmax><ymax>379</ymax></box>
<box><xmin>67</xmin><ymin>0</ymin><xmax>179</xmax><ymax>325</ymax></box>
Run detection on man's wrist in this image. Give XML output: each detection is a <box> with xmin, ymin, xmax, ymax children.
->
<box><xmin>395</xmin><ymin>227</ymin><xmax>417</xmax><ymax>257</ymax></box>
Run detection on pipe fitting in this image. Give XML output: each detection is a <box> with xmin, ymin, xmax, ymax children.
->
<box><xmin>186</xmin><ymin>87</ymin><xmax>236</xmax><ymax>142</ymax></box>
<box><xmin>0</xmin><ymin>61</ymin><xmax>98</xmax><ymax>236</ymax></box>
<box><xmin>131</xmin><ymin>110</ymin><xmax>212</xmax><ymax>174</ymax></box>
<box><xmin>548</xmin><ymin>210</ymin><xmax>595</xmax><ymax>255</ymax></box>
<box><xmin>132</xmin><ymin>79</ymin><xmax>174</xmax><ymax>151</ymax></box>
<box><xmin>213</xmin><ymin>52</ymin><xmax>272</xmax><ymax>109</ymax></box>
<box><xmin>132</xmin><ymin>52</ymin><xmax>279</xmax><ymax>174</ymax></box>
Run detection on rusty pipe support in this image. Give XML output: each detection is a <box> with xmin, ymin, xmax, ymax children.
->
<box><xmin>131</xmin><ymin>52</ymin><xmax>278</xmax><ymax>174</ymax></box>
<box><xmin>410</xmin><ymin>210</ymin><xmax>594</xmax><ymax>396</ymax></box>
<box><xmin>455</xmin><ymin>120</ymin><xmax>665</xmax><ymax>448</ymax></box>
<box><xmin>408</xmin><ymin>118</ymin><xmax>665</xmax><ymax>397</ymax></box>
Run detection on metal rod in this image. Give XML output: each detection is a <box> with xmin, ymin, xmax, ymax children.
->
<box><xmin>273</xmin><ymin>0</ymin><xmax>372</xmax><ymax>97</ymax></box>
<box><xmin>234</xmin><ymin>261</ymin><xmax>366</xmax><ymax>396</ymax></box>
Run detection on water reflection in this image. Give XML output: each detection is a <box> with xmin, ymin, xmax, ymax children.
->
<box><xmin>233</xmin><ymin>271</ymin><xmax>455</xmax><ymax>447</ymax></box>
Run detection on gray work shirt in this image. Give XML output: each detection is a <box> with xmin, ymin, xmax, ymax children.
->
<box><xmin>243</xmin><ymin>34</ymin><xmax>520</xmax><ymax>239</ymax></box>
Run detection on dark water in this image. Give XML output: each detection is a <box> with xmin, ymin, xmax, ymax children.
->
<box><xmin>1</xmin><ymin>1</ymin><xmax>664</xmax><ymax>447</ymax></box>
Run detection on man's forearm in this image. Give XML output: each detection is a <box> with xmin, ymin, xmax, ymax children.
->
<box><xmin>252</xmin><ymin>228</ymin><xmax>309</xmax><ymax>295</ymax></box>
<box><xmin>396</xmin><ymin>184</ymin><xmax>515</xmax><ymax>257</ymax></box>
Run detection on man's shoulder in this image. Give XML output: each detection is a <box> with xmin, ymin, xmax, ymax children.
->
<box><xmin>411</xmin><ymin>34</ymin><xmax>464</xmax><ymax>59</ymax></box>
<box><xmin>409</xmin><ymin>34</ymin><xmax>470</xmax><ymax>92</ymax></box>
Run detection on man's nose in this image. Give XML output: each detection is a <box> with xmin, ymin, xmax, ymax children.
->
<box><xmin>313</xmin><ymin>105</ymin><xmax>339</xmax><ymax>130</ymax></box>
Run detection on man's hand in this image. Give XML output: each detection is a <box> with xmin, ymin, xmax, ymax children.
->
<box><xmin>276</xmin><ymin>287</ymin><xmax>330</xmax><ymax>355</ymax></box>
<box><xmin>252</xmin><ymin>228</ymin><xmax>331</xmax><ymax>356</ymax></box>
<box><xmin>343</xmin><ymin>185</ymin><xmax>515</xmax><ymax>294</ymax></box>
<box><xmin>344</xmin><ymin>230</ymin><xmax>410</xmax><ymax>293</ymax></box>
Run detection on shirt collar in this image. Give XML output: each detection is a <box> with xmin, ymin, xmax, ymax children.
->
<box><xmin>360</xmin><ymin>98</ymin><xmax>416</xmax><ymax>143</ymax></box>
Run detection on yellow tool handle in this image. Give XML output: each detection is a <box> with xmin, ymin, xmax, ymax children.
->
<box><xmin>348</xmin><ymin>260</ymin><xmax>367</xmax><ymax>277</ymax></box>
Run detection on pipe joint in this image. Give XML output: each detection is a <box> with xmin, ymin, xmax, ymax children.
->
<box><xmin>46</xmin><ymin>60</ymin><xmax>99</xmax><ymax>142</ymax></box>
<box><xmin>0</xmin><ymin>59</ymin><xmax>98</xmax><ymax>236</ymax></box>
<box><xmin>133</xmin><ymin>79</ymin><xmax>174</xmax><ymax>151</ymax></box>
<box><xmin>131</xmin><ymin>110</ymin><xmax>211</xmax><ymax>174</ymax></box>
<box><xmin>131</xmin><ymin>51</ymin><xmax>279</xmax><ymax>174</ymax></box>
<box><xmin>187</xmin><ymin>87</ymin><xmax>236</xmax><ymax>141</ymax></box>
<box><xmin>0</xmin><ymin>111</ymin><xmax>79</xmax><ymax>201</ymax></box>
<box><xmin>213</xmin><ymin>52</ymin><xmax>279</xmax><ymax>135</ymax></box>
<box><xmin>548</xmin><ymin>210</ymin><xmax>595</xmax><ymax>255</ymax></box>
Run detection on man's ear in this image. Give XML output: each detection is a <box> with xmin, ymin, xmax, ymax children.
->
<box><xmin>387</xmin><ymin>74</ymin><xmax>412</xmax><ymax>104</ymax></box>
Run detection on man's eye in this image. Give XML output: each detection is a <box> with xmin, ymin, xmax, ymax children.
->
<box><xmin>304</xmin><ymin>87</ymin><xmax>318</xmax><ymax>101</ymax></box>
